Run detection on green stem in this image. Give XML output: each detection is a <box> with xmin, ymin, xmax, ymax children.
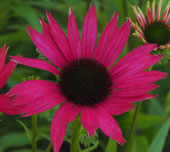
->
<box><xmin>46</xmin><ymin>142</ymin><xmax>52</xmax><ymax>152</ymax></box>
<box><xmin>125</xmin><ymin>102</ymin><xmax>142</xmax><ymax>152</ymax></box>
<box><xmin>32</xmin><ymin>114</ymin><xmax>38</xmax><ymax>152</ymax></box>
<box><xmin>70</xmin><ymin>118</ymin><xmax>82</xmax><ymax>152</ymax></box>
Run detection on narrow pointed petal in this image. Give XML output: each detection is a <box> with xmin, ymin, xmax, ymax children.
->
<box><xmin>51</xmin><ymin>102</ymin><xmax>80</xmax><ymax>152</ymax></box>
<box><xmin>0</xmin><ymin>61</ymin><xmax>17</xmax><ymax>89</ymax></box>
<box><xmin>162</xmin><ymin>2</ymin><xmax>170</xmax><ymax>22</ymax></box>
<box><xmin>81</xmin><ymin>106</ymin><xmax>98</xmax><ymax>136</ymax></box>
<box><xmin>111</xmin><ymin>84</ymin><xmax>158</xmax><ymax>97</ymax></box>
<box><xmin>151</xmin><ymin>0</ymin><xmax>155</xmax><ymax>22</ymax></box>
<box><xmin>10</xmin><ymin>56</ymin><xmax>59</xmax><ymax>75</ymax></box>
<box><xmin>68</xmin><ymin>7</ymin><xmax>82</xmax><ymax>59</ymax></box>
<box><xmin>94</xmin><ymin>13</ymin><xmax>118</xmax><ymax>62</ymax></box>
<box><xmin>165</xmin><ymin>13</ymin><xmax>170</xmax><ymax>24</ymax></box>
<box><xmin>102</xmin><ymin>20</ymin><xmax>131</xmax><ymax>67</ymax></box>
<box><xmin>109</xmin><ymin>44</ymin><xmax>160</xmax><ymax>78</ymax></box>
<box><xmin>27</xmin><ymin>26</ymin><xmax>66</xmax><ymax>68</ymax></box>
<box><xmin>147</xmin><ymin>1</ymin><xmax>152</xmax><ymax>24</ymax></box>
<box><xmin>8</xmin><ymin>80</ymin><xmax>65</xmax><ymax>116</ymax></box>
<box><xmin>113</xmin><ymin>71</ymin><xmax>167</xmax><ymax>87</ymax></box>
<box><xmin>156</xmin><ymin>0</ymin><xmax>162</xmax><ymax>21</ymax></box>
<box><xmin>98</xmin><ymin>97</ymin><xmax>134</xmax><ymax>115</ymax></box>
<box><xmin>0</xmin><ymin>44</ymin><xmax>7</xmax><ymax>71</ymax></box>
<box><xmin>46</xmin><ymin>12</ymin><xmax>73</xmax><ymax>61</ymax></box>
<box><xmin>0</xmin><ymin>94</ymin><xmax>25</xmax><ymax>115</ymax></box>
<box><xmin>82</xmin><ymin>5</ymin><xmax>97</xmax><ymax>58</ymax></box>
<box><xmin>96</xmin><ymin>107</ymin><xmax>125</xmax><ymax>145</ymax></box>
<box><xmin>137</xmin><ymin>7</ymin><xmax>147</xmax><ymax>26</ymax></box>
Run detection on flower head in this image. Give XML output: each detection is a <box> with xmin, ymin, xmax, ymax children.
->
<box><xmin>131</xmin><ymin>0</ymin><xmax>170</xmax><ymax>50</ymax></box>
<box><xmin>9</xmin><ymin>5</ymin><xmax>166</xmax><ymax>152</ymax></box>
<box><xmin>0</xmin><ymin>45</ymin><xmax>22</xmax><ymax>115</ymax></box>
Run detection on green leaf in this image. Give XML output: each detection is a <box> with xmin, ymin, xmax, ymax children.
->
<box><xmin>17</xmin><ymin>120</ymin><xmax>32</xmax><ymax>143</ymax></box>
<box><xmin>147</xmin><ymin>117</ymin><xmax>170</xmax><ymax>152</ymax></box>
<box><xmin>132</xmin><ymin>136</ymin><xmax>149</xmax><ymax>152</ymax></box>
<box><xmin>105</xmin><ymin>138</ymin><xmax>117</xmax><ymax>152</ymax></box>
<box><xmin>0</xmin><ymin>132</ymin><xmax>29</xmax><ymax>151</ymax></box>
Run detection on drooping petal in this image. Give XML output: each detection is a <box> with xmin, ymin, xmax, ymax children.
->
<box><xmin>97</xmin><ymin>97</ymin><xmax>134</xmax><ymax>115</ymax></box>
<box><xmin>81</xmin><ymin>106</ymin><xmax>98</xmax><ymax>136</ymax></box>
<box><xmin>96</xmin><ymin>106</ymin><xmax>125</xmax><ymax>145</ymax></box>
<box><xmin>0</xmin><ymin>61</ymin><xmax>17</xmax><ymax>89</ymax></box>
<box><xmin>146</xmin><ymin>1</ymin><xmax>152</xmax><ymax>24</ymax></box>
<box><xmin>162</xmin><ymin>1</ymin><xmax>170</xmax><ymax>22</ymax></box>
<box><xmin>51</xmin><ymin>102</ymin><xmax>80</xmax><ymax>152</ymax></box>
<box><xmin>109</xmin><ymin>44</ymin><xmax>160</xmax><ymax>78</ymax></box>
<box><xmin>111</xmin><ymin>84</ymin><xmax>158</xmax><ymax>98</ymax></box>
<box><xmin>94</xmin><ymin>13</ymin><xmax>118</xmax><ymax>62</ymax></box>
<box><xmin>0</xmin><ymin>94</ymin><xmax>25</xmax><ymax>115</ymax></box>
<box><xmin>156</xmin><ymin>0</ymin><xmax>162</xmax><ymax>21</ymax></box>
<box><xmin>0</xmin><ymin>44</ymin><xmax>7</xmax><ymax>71</ymax></box>
<box><xmin>113</xmin><ymin>71</ymin><xmax>167</xmax><ymax>87</ymax></box>
<box><xmin>10</xmin><ymin>56</ymin><xmax>59</xmax><ymax>75</ymax></box>
<box><xmin>151</xmin><ymin>0</ymin><xmax>155</xmax><ymax>22</ymax></box>
<box><xmin>46</xmin><ymin>12</ymin><xmax>73</xmax><ymax>61</ymax></box>
<box><xmin>101</xmin><ymin>19</ymin><xmax>131</xmax><ymax>68</ymax></box>
<box><xmin>68</xmin><ymin>6</ymin><xmax>82</xmax><ymax>59</ymax></box>
<box><xmin>27</xmin><ymin>26</ymin><xmax>66</xmax><ymax>68</ymax></box>
<box><xmin>82</xmin><ymin>5</ymin><xmax>97</xmax><ymax>58</ymax></box>
<box><xmin>8</xmin><ymin>80</ymin><xmax>65</xmax><ymax>116</ymax></box>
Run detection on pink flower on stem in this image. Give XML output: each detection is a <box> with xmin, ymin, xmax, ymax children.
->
<box><xmin>0</xmin><ymin>45</ymin><xmax>22</xmax><ymax>115</ymax></box>
<box><xmin>131</xmin><ymin>0</ymin><xmax>170</xmax><ymax>50</ymax></box>
<box><xmin>9</xmin><ymin>5</ymin><xmax>166</xmax><ymax>152</ymax></box>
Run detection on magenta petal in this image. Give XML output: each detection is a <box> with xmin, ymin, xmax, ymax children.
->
<box><xmin>109</xmin><ymin>44</ymin><xmax>160</xmax><ymax>78</ymax></box>
<box><xmin>8</xmin><ymin>80</ymin><xmax>65</xmax><ymax>116</ymax></box>
<box><xmin>10</xmin><ymin>56</ymin><xmax>59</xmax><ymax>75</ymax></box>
<box><xmin>0</xmin><ymin>61</ymin><xmax>17</xmax><ymax>89</ymax></box>
<box><xmin>0</xmin><ymin>44</ymin><xmax>7</xmax><ymax>71</ymax></box>
<box><xmin>82</xmin><ymin>5</ymin><xmax>97</xmax><ymax>58</ymax></box>
<box><xmin>101</xmin><ymin>20</ymin><xmax>131</xmax><ymax>68</ymax></box>
<box><xmin>51</xmin><ymin>102</ymin><xmax>80</xmax><ymax>152</ymax></box>
<box><xmin>0</xmin><ymin>94</ymin><xmax>24</xmax><ymax>115</ymax></box>
<box><xmin>94</xmin><ymin>13</ymin><xmax>118</xmax><ymax>63</ymax></box>
<box><xmin>113</xmin><ymin>71</ymin><xmax>167</xmax><ymax>88</ymax></box>
<box><xmin>68</xmin><ymin>7</ymin><xmax>82</xmax><ymax>59</ymax></box>
<box><xmin>96</xmin><ymin>107</ymin><xmax>125</xmax><ymax>145</ymax></box>
<box><xmin>46</xmin><ymin>12</ymin><xmax>74</xmax><ymax>61</ymax></box>
<box><xmin>27</xmin><ymin>25</ymin><xmax>66</xmax><ymax>68</ymax></box>
<box><xmin>98</xmin><ymin>97</ymin><xmax>134</xmax><ymax>115</ymax></box>
<box><xmin>111</xmin><ymin>84</ymin><xmax>158</xmax><ymax>97</ymax></box>
<box><xmin>81</xmin><ymin>106</ymin><xmax>98</xmax><ymax>136</ymax></box>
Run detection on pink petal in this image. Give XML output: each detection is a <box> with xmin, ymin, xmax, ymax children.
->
<box><xmin>46</xmin><ymin>12</ymin><xmax>74</xmax><ymax>61</ymax></box>
<box><xmin>8</xmin><ymin>80</ymin><xmax>65</xmax><ymax>116</ymax></box>
<box><xmin>40</xmin><ymin>18</ymin><xmax>58</xmax><ymax>46</ymax></box>
<box><xmin>81</xmin><ymin>106</ymin><xmax>98</xmax><ymax>136</ymax></box>
<box><xmin>156</xmin><ymin>0</ymin><xmax>162</xmax><ymax>21</ymax></box>
<box><xmin>0</xmin><ymin>61</ymin><xmax>17</xmax><ymax>89</ymax></box>
<box><xmin>111</xmin><ymin>84</ymin><xmax>158</xmax><ymax>97</ymax></box>
<box><xmin>68</xmin><ymin>6</ymin><xmax>82</xmax><ymax>59</ymax></box>
<box><xmin>95</xmin><ymin>107</ymin><xmax>125</xmax><ymax>145</ymax></box>
<box><xmin>109</xmin><ymin>44</ymin><xmax>160</xmax><ymax>78</ymax></box>
<box><xmin>151</xmin><ymin>0</ymin><xmax>155</xmax><ymax>22</ymax></box>
<box><xmin>101</xmin><ymin>19</ymin><xmax>131</xmax><ymax>68</ymax></box>
<box><xmin>51</xmin><ymin>102</ymin><xmax>80</xmax><ymax>152</ymax></box>
<box><xmin>97</xmin><ymin>97</ymin><xmax>134</xmax><ymax>115</ymax></box>
<box><xmin>0</xmin><ymin>44</ymin><xmax>7</xmax><ymax>71</ymax></box>
<box><xmin>82</xmin><ymin>5</ymin><xmax>97</xmax><ymax>58</ymax></box>
<box><xmin>147</xmin><ymin>1</ymin><xmax>152</xmax><ymax>24</ymax></box>
<box><xmin>10</xmin><ymin>56</ymin><xmax>59</xmax><ymax>75</ymax></box>
<box><xmin>27</xmin><ymin>25</ymin><xmax>66</xmax><ymax>68</ymax></box>
<box><xmin>0</xmin><ymin>94</ymin><xmax>25</xmax><ymax>115</ymax></box>
<box><xmin>113</xmin><ymin>71</ymin><xmax>167</xmax><ymax>87</ymax></box>
<box><xmin>94</xmin><ymin>13</ymin><xmax>118</xmax><ymax>62</ymax></box>
<box><xmin>162</xmin><ymin>3</ymin><xmax>169</xmax><ymax>22</ymax></box>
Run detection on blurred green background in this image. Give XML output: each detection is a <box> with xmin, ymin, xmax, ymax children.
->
<box><xmin>0</xmin><ymin>0</ymin><xmax>170</xmax><ymax>152</ymax></box>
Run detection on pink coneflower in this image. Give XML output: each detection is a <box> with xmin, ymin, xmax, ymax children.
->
<box><xmin>9</xmin><ymin>5</ymin><xmax>165</xmax><ymax>152</ymax></box>
<box><xmin>0</xmin><ymin>45</ymin><xmax>22</xmax><ymax>115</ymax></box>
<box><xmin>131</xmin><ymin>0</ymin><xmax>170</xmax><ymax>50</ymax></box>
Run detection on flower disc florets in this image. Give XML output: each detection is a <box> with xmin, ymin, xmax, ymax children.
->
<box><xmin>59</xmin><ymin>58</ymin><xmax>112</xmax><ymax>106</ymax></box>
<box><xmin>144</xmin><ymin>21</ymin><xmax>170</xmax><ymax>46</ymax></box>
